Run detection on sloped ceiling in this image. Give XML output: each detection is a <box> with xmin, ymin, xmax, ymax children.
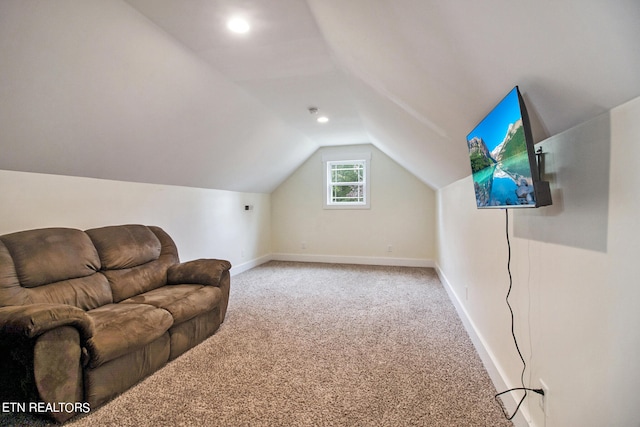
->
<box><xmin>2</xmin><ymin>0</ymin><xmax>640</xmax><ymax>192</ymax></box>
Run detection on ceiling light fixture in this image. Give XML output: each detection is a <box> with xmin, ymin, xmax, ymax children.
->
<box><xmin>308</xmin><ymin>107</ymin><xmax>329</xmax><ymax>124</ymax></box>
<box><xmin>227</xmin><ymin>17</ymin><xmax>250</xmax><ymax>34</ymax></box>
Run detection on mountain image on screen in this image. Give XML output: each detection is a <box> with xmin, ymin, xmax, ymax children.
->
<box><xmin>466</xmin><ymin>88</ymin><xmax>536</xmax><ymax>207</ymax></box>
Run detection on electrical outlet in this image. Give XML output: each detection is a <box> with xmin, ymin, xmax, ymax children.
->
<box><xmin>465</xmin><ymin>286</ymin><xmax>469</xmax><ymax>300</ymax></box>
<box><xmin>301</xmin><ymin>241</ymin><xmax>306</xmax><ymax>250</ymax></box>
<box><xmin>539</xmin><ymin>379</ymin><xmax>549</xmax><ymax>416</ymax></box>
<box><xmin>387</xmin><ymin>245</ymin><xmax>393</xmax><ymax>252</ymax></box>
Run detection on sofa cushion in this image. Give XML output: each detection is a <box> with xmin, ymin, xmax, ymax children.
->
<box><xmin>85</xmin><ymin>225</ymin><xmax>178</xmax><ymax>302</ymax></box>
<box><xmin>99</xmin><ymin>257</ymin><xmax>176</xmax><ymax>303</ymax></box>
<box><xmin>121</xmin><ymin>285</ymin><xmax>222</xmax><ymax>325</ymax></box>
<box><xmin>0</xmin><ymin>229</ymin><xmax>112</xmax><ymax>310</ymax></box>
<box><xmin>23</xmin><ymin>274</ymin><xmax>113</xmax><ymax>310</ymax></box>
<box><xmin>0</xmin><ymin>228</ymin><xmax>100</xmax><ymax>288</ymax></box>
<box><xmin>85</xmin><ymin>303</ymin><xmax>173</xmax><ymax>369</ymax></box>
<box><xmin>86</xmin><ymin>225</ymin><xmax>161</xmax><ymax>270</ymax></box>
<box><xmin>147</xmin><ymin>226</ymin><xmax>180</xmax><ymax>264</ymax></box>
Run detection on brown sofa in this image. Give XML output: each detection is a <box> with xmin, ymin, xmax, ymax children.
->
<box><xmin>0</xmin><ymin>224</ymin><xmax>231</xmax><ymax>423</ymax></box>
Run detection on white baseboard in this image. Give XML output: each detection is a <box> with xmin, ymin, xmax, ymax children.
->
<box><xmin>271</xmin><ymin>253</ymin><xmax>435</xmax><ymax>268</ymax></box>
<box><xmin>229</xmin><ymin>254</ymin><xmax>273</xmax><ymax>276</ymax></box>
<box><xmin>435</xmin><ymin>263</ymin><xmax>531</xmax><ymax>427</ymax></box>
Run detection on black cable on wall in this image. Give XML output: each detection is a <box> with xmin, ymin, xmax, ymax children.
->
<box><xmin>495</xmin><ymin>209</ymin><xmax>544</xmax><ymax>420</ymax></box>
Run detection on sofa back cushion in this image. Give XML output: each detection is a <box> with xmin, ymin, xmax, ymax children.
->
<box><xmin>86</xmin><ymin>225</ymin><xmax>161</xmax><ymax>270</ymax></box>
<box><xmin>0</xmin><ymin>228</ymin><xmax>113</xmax><ymax>310</ymax></box>
<box><xmin>1</xmin><ymin>228</ymin><xmax>100</xmax><ymax>288</ymax></box>
<box><xmin>86</xmin><ymin>225</ymin><xmax>179</xmax><ymax>302</ymax></box>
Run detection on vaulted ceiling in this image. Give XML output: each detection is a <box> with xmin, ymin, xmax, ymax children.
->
<box><xmin>2</xmin><ymin>0</ymin><xmax>639</xmax><ymax>192</ymax></box>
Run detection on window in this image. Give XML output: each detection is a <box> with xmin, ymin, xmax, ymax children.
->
<box><xmin>323</xmin><ymin>152</ymin><xmax>371</xmax><ymax>209</ymax></box>
<box><xmin>328</xmin><ymin>160</ymin><xmax>366</xmax><ymax>204</ymax></box>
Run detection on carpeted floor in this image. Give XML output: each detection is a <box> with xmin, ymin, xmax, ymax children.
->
<box><xmin>2</xmin><ymin>261</ymin><xmax>512</xmax><ymax>427</ymax></box>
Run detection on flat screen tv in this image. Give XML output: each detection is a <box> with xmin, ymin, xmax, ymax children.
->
<box><xmin>466</xmin><ymin>86</ymin><xmax>551</xmax><ymax>208</ymax></box>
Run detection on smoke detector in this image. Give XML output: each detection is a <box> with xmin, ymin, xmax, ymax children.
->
<box><xmin>308</xmin><ymin>107</ymin><xmax>329</xmax><ymax>123</ymax></box>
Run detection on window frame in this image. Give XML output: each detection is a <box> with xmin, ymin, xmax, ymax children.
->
<box><xmin>322</xmin><ymin>152</ymin><xmax>371</xmax><ymax>210</ymax></box>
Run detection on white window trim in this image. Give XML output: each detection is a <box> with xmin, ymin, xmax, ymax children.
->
<box><xmin>322</xmin><ymin>151</ymin><xmax>371</xmax><ymax>210</ymax></box>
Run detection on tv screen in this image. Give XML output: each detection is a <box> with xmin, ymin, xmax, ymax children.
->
<box><xmin>466</xmin><ymin>86</ymin><xmax>550</xmax><ymax>208</ymax></box>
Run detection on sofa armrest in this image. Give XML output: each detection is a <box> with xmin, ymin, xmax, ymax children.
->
<box><xmin>0</xmin><ymin>303</ymin><xmax>94</xmax><ymax>341</ymax></box>
<box><xmin>167</xmin><ymin>258</ymin><xmax>232</xmax><ymax>287</ymax></box>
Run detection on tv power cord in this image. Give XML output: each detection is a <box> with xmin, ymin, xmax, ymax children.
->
<box><xmin>495</xmin><ymin>208</ymin><xmax>545</xmax><ymax>420</ymax></box>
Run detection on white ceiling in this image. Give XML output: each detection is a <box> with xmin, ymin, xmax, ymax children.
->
<box><xmin>124</xmin><ymin>0</ymin><xmax>640</xmax><ymax>189</ymax></box>
<box><xmin>2</xmin><ymin>0</ymin><xmax>639</xmax><ymax>192</ymax></box>
<box><xmin>125</xmin><ymin>0</ymin><xmax>370</xmax><ymax>148</ymax></box>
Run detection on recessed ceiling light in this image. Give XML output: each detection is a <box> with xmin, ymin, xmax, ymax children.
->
<box><xmin>317</xmin><ymin>116</ymin><xmax>329</xmax><ymax>123</ymax></box>
<box><xmin>227</xmin><ymin>17</ymin><xmax>250</xmax><ymax>34</ymax></box>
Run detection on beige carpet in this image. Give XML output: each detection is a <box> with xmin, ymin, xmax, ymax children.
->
<box><xmin>2</xmin><ymin>261</ymin><xmax>512</xmax><ymax>427</ymax></box>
